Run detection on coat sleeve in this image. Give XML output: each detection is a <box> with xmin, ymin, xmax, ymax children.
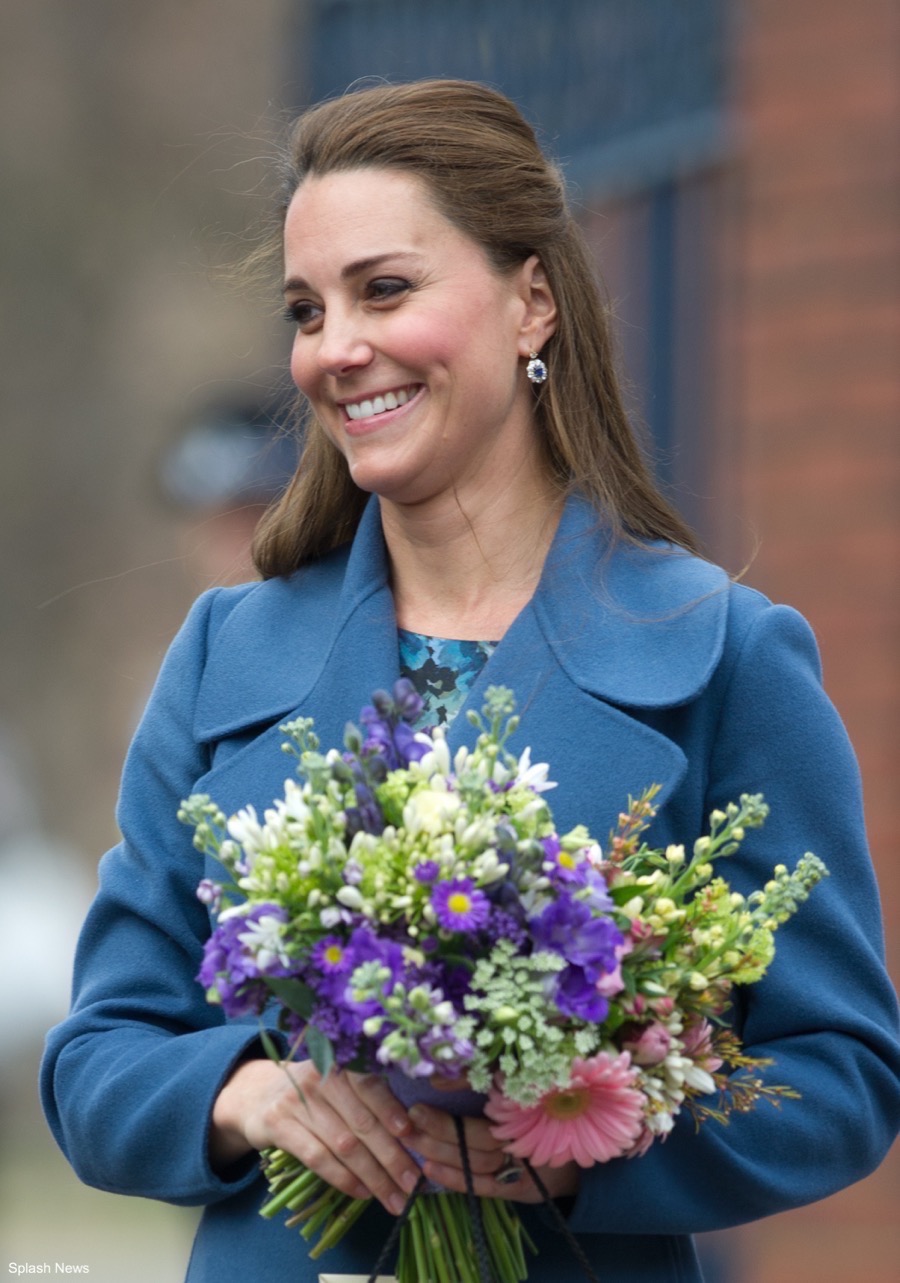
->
<box><xmin>568</xmin><ymin>599</ymin><xmax>900</xmax><ymax>1235</ymax></box>
<box><xmin>40</xmin><ymin>585</ymin><xmax>278</xmax><ymax>1206</ymax></box>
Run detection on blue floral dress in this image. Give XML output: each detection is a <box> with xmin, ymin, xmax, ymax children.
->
<box><xmin>398</xmin><ymin>629</ymin><xmax>496</xmax><ymax>729</ymax></box>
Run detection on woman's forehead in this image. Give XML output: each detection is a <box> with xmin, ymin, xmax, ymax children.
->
<box><xmin>283</xmin><ymin>168</ymin><xmax>475</xmax><ymax>279</ymax></box>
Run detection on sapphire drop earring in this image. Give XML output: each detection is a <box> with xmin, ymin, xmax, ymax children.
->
<box><xmin>526</xmin><ymin>351</ymin><xmax>548</xmax><ymax>384</ymax></box>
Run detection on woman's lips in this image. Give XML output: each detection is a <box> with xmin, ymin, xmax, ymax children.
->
<box><xmin>341</xmin><ymin>384</ymin><xmax>424</xmax><ymax>430</ymax></box>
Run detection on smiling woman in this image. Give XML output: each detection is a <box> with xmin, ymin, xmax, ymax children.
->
<box><xmin>40</xmin><ymin>79</ymin><xmax>900</xmax><ymax>1283</ymax></box>
<box><xmin>281</xmin><ymin>167</ymin><xmax>554</xmax><ymax>547</ymax></box>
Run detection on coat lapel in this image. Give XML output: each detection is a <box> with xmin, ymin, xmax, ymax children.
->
<box><xmin>192</xmin><ymin>493</ymin><xmax>729</xmax><ymax>835</ymax></box>
<box><xmin>445</xmin><ymin>495</ymin><xmax>730</xmax><ymax>834</ymax></box>
<box><xmin>192</xmin><ymin>499</ymin><xmax>397</xmax><ymax>812</ymax></box>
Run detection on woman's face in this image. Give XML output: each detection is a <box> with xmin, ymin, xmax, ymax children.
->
<box><xmin>283</xmin><ymin>167</ymin><xmax>555</xmax><ymax>507</ymax></box>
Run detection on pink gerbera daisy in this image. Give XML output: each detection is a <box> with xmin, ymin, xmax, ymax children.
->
<box><xmin>485</xmin><ymin>1053</ymin><xmax>645</xmax><ymax>1167</ymax></box>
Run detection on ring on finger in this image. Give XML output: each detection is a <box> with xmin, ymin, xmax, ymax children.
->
<box><xmin>495</xmin><ymin>1154</ymin><xmax>524</xmax><ymax>1186</ymax></box>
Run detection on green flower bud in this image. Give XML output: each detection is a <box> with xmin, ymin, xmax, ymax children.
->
<box><xmin>492</xmin><ymin>1005</ymin><xmax>519</xmax><ymax>1025</ymax></box>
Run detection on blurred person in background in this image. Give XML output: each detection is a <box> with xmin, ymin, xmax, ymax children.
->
<box><xmin>157</xmin><ymin>398</ymin><xmax>299</xmax><ymax>588</ymax></box>
<box><xmin>40</xmin><ymin>80</ymin><xmax>900</xmax><ymax>1283</ymax></box>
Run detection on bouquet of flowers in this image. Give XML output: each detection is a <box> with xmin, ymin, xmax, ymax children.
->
<box><xmin>180</xmin><ymin>683</ymin><xmax>827</xmax><ymax>1283</ymax></box>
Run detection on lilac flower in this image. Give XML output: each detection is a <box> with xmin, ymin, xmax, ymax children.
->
<box><xmin>359</xmin><ymin>680</ymin><xmax>427</xmax><ymax>770</ymax></box>
<box><xmin>392</xmin><ymin>678</ymin><xmax>425</xmax><ymax>725</ymax></box>
<box><xmin>344</xmin><ymin>680</ymin><xmax>431</xmax><ymax>835</ymax></box>
<box><xmin>432</xmin><ymin>879</ymin><xmax>491</xmax><ymax>933</ymax></box>
<box><xmin>420</xmin><ymin>959</ymin><xmax>473</xmax><ymax>1006</ymax></box>
<box><xmin>345</xmin><ymin>925</ymin><xmax>406</xmax><ymax>977</ymax></box>
<box><xmin>343</xmin><ymin>860</ymin><xmax>364</xmax><ymax>886</ymax></box>
<box><xmin>334</xmin><ymin>926</ymin><xmax>408</xmax><ymax>1026</ymax></box>
<box><xmin>553</xmin><ymin>964</ymin><xmax>611</xmax><ymax>1023</ymax></box>
<box><xmin>358</xmin><ymin>714</ymin><xmax>395</xmax><ymax>764</ymax></box>
<box><xmin>487</xmin><ymin>904</ymin><xmax>529</xmax><ymax>950</ymax></box>
<box><xmin>530</xmin><ymin>894</ymin><xmax>623</xmax><ymax>974</ymax></box>
<box><xmin>344</xmin><ymin>793</ymin><xmax>384</xmax><ymax>839</ymax></box>
<box><xmin>196</xmin><ymin>879</ymin><xmax>222</xmax><ymax>909</ymax></box>
<box><xmin>393</xmin><ymin>720</ymin><xmax>431</xmax><ymax>766</ymax></box>
<box><xmin>197</xmin><ymin>903</ymin><xmax>294</xmax><ymax>1019</ymax></box>
<box><xmin>414</xmin><ymin>1026</ymin><xmax>475</xmax><ymax>1078</ymax></box>
<box><xmin>414</xmin><ymin>860</ymin><xmax>441</xmax><ymax>884</ymax></box>
<box><xmin>308</xmin><ymin>1000</ymin><xmax>369</xmax><ymax>1068</ymax></box>
<box><xmin>581</xmin><ymin>866</ymin><xmax>615</xmax><ymax>915</ymax></box>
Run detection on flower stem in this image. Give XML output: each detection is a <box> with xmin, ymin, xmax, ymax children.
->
<box><xmin>308</xmin><ymin>1196</ymin><xmax>371</xmax><ymax>1258</ymax></box>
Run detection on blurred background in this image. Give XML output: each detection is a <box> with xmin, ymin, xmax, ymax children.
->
<box><xmin>1</xmin><ymin>1</ymin><xmax>897</xmax><ymax>1279</ymax></box>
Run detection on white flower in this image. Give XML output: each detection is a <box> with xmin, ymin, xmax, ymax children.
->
<box><xmin>684</xmin><ymin>1064</ymin><xmax>717</xmax><ymax>1095</ymax></box>
<box><xmin>226</xmin><ymin>805</ymin><xmax>267</xmax><ymax>857</ymax></box>
<box><xmin>336</xmin><ymin>885</ymin><xmax>364</xmax><ymax>910</ymax></box>
<box><xmin>403</xmin><ymin>787</ymin><xmax>461</xmax><ymax>835</ymax></box>
<box><xmin>583</xmin><ymin>841</ymin><xmax>605</xmax><ymax>868</ymax></box>
<box><xmin>419</xmin><ymin>734</ymin><xmax>451</xmax><ymax>776</ymax></box>
<box><xmin>238</xmin><ymin>913</ymin><xmax>291</xmax><ymax>971</ymax></box>
<box><xmin>282</xmin><ymin>777</ymin><xmax>312</xmax><ymax>821</ymax></box>
<box><xmin>514</xmin><ymin>746</ymin><xmax>557</xmax><ymax>793</ymax></box>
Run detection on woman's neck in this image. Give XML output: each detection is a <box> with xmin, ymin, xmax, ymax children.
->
<box><xmin>380</xmin><ymin>471</ymin><xmax>564</xmax><ymax>641</ymax></box>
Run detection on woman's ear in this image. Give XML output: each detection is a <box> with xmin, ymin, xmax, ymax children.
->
<box><xmin>516</xmin><ymin>254</ymin><xmax>558</xmax><ymax>356</ymax></box>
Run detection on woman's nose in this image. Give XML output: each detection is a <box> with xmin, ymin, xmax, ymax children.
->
<box><xmin>315</xmin><ymin>311</ymin><xmax>374</xmax><ymax>375</ymax></box>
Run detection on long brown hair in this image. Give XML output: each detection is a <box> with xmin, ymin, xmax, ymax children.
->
<box><xmin>252</xmin><ymin>79</ymin><xmax>700</xmax><ymax>578</ymax></box>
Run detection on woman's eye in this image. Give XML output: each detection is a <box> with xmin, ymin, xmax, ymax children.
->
<box><xmin>283</xmin><ymin>300</ymin><xmax>322</xmax><ymax>331</ymax></box>
<box><xmin>367</xmin><ymin>277</ymin><xmax>411</xmax><ymax>303</ymax></box>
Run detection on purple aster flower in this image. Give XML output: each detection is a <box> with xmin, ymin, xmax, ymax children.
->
<box><xmin>311</xmin><ymin>935</ymin><xmax>352</xmax><ymax>975</ymax></box>
<box><xmin>542</xmin><ymin>836</ymin><xmax>588</xmax><ymax>886</ymax></box>
<box><xmin>414</xmin><ymin>860</ymin><xmax>441</xmax><ymax>884</ymax></box>
<box><xmin>432</xmin><ymin>879</ymin><xmax>491</xmax><ymax>933</ymax></box>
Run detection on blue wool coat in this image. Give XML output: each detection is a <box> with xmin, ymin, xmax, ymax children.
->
<box><xmin>41</xmin><ymin>494</ymin><xmax>900</xmax><ymax>1283</ymax></box>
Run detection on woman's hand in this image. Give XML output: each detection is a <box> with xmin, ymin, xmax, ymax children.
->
<box><xmin>407</xmin><ymin>1098</ymin><xmax>580</xmax><ymax>1203</ymax></box>
<box><xmin>210</xmin><ymin>1057</ymin><xmax>423</xmax><ymax>1215</ymax></box>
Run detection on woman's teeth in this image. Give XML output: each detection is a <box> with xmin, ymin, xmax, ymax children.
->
<box><xmin>345</xmin><ymin>387</ymin><xmax>411</xmax><ymax>420</ymax></box>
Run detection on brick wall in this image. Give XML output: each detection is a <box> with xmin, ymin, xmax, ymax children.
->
<box><xmin>722</xmin><ymin>2</ymin><xmax>900</xmax><ymax>1279</ymax></box>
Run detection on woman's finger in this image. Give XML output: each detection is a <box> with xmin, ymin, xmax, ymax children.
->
<box><xmin>408</xmin><ymin>1102</ymin><xmax>500</xmax><ymax>1155</ymax></box>
<box><xmin>406</xmin><ymin>1126</ymin><xmax>503</xmax><ymax>1176</ymax></box>
<box><xmin>261</xmin><ymin>1064</ymin><xmax>423</xmax><ymax>1215</ymax></box>
<box><xmin>345</xmin><ymin>1070</ymin><xmax>415</xmax><ymax>1138</ymax></box>
<box><xmin>301</xmin><ymin>1069</ymin><xmax>424</xmax><ymax>1213</ymax></box>
<box><xmin>420</xmin><ymin>1155</ymin><xmax>580</xmax><ymax>1204</ymax></box>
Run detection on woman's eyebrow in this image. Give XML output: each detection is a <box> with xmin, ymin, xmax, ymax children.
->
<box><xmin>283</xmin><ymin>251</ymin><xmax>421</xmax><ymax>294</ymax></box>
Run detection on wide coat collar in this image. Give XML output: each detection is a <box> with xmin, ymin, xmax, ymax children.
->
<box><xmin>193</xmin><ymin>494</ymin><xmax>729</xmax><ymax>833</ymax></box>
